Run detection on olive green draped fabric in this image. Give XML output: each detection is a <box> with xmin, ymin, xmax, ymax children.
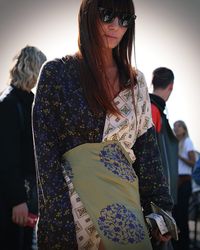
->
<box><xmin>62</xmin><ymin>141</ymin><xmax>152</xmax><ymax>250</ymax></box>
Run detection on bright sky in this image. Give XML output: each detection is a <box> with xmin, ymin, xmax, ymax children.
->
<box><xmin>0</xmin><ymin>0</ymin><xmax>200</xmax><ymax>150</ymax></box>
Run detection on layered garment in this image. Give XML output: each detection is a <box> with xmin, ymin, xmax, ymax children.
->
<box><xmin>62</xmin><ymin>84</ymin><xmax>153</xmax><ymax>249</ymax></box>
<box><xmin>33</xmin><ymin>56</ymin><xmax>173</xmax><ymax>249</ymax></box>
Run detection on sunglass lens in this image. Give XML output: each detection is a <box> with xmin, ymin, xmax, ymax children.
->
<box><xmin>119</xmin><ymin>14</ymin><xmax>135</xmax><ymax>27</ymax></box>
<box><xmin>98</xmin><ymin>8</ymin><xmax>136</xmax><ymax>28</ymax></box>
<box><xmin>99</xmin><ymin>8</ymin><xmax>114</xmax><ymax>23</ymax></box>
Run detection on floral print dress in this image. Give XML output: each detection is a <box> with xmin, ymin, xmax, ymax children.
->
<box><xmin>62</xmin><ymin>71</ymin><xmax>153</xmax><ymax>250</ymax></box>
<box><xmin>33</xmin><ymin>56</ymin><xmax>173</xmax><ymax>250</ymax></box>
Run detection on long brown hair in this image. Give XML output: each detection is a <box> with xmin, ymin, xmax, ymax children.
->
<box><xmin>174</xmin><ymin>120</ymin><xmax>189</xmax><ymax>154</ymax></box>
<box><xmin>77</xmin><ymin>0</ymin><xmax>137</xmax><ymax>115</ymax></box>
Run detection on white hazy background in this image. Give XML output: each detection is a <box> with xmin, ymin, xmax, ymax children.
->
<box><xmin>0</xmin><ymin>0</ymin><xmax>199</xmax><ymax>150</ymax></box>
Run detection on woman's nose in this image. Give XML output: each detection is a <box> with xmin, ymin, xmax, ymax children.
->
<box><xmin>109</xmin><ymin>17</ymin><xmax>120</xmax><ymax>29</ymax></box>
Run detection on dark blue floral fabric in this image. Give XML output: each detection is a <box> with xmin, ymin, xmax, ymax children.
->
<box><xmin>132</xmin><ymin>127</ymin><xmax>173</xmax><ymax>215</ymax></box>
<box><xmin>98</xmin><ymin>203</ymin><xmax>145</xmax><ymax>244</ymax></box>
<box><xmin>99</xmin><ymin>143</ymin><xmax>136</xmax><ymax>182</ymax></box>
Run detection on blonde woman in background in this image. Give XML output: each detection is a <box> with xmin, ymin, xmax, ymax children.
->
<box><xmin>173</xmin><ymin>120</ymin><xmax>196</xmax><ymax>250</ymax></box>
<box><xmin>0</xmin><ymin>46</ymin><xmax>46</xmax><ymax>250</ymax></box>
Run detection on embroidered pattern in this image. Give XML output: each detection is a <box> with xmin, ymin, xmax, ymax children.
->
<box><xmin>62</xmin><ymin>159</ymin><xmax>73</xmax><ymax>179</ymax></box>
<box><xmin>99</xmin><ymin>144</ymin><xmax>136</xmax><ymax>182</ymax></box>
<box><xmin>69</xmin><ymin>180</ymin><xmax>100</xmax><ymax>250</ymax></box>
<box><xmin>62</xmin><ymin>163</ymin><xmax>100</xmax><ymax>250</ymax></box>
<box><xmin>103</xmin><ymin>71</ymin><xmax>153</xmax><ymax>162</ymax></box>
<box><xmin>98</xmin><ymin>203</ymin><xmax>145</xmax><ymax>244</ymax></box>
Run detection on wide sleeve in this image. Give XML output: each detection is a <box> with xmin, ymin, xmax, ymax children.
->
<box><xmin>132</xmin><ymin>72</ymin><xmax>173</xmax><ymax>214</ymax></box>
<box><xmin>32</xmin><ymin>61</ymin><xmax>77</xmax><ymax>249</ymax></box>
<box><xmin>0</xmin><ymin>99</ymin><xmax>27</xmax><ymax>207</ymax></box>
<box><xmin>185</xmin><ymin>137</ymin><xmax>195</xmax><ymax>153</ymax></box>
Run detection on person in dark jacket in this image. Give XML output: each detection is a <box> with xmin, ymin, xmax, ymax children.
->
<box><xmin>150</xmin><ymin>67</ymin><xmax>178</xmax><ymax>250</ymax></box>
<box><xmin>0</xmin><ymin>46</ymin><xmax>46</xmax><ymax>250</ymax></box>
<box><xmin>150</xmin><ymin>67</ymin><xmax>178</xmax><ymax>204</ymax></box>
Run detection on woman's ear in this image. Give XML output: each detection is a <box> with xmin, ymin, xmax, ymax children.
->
<box><xmin>168</xmin><ymin>83</ymin><xmax>173</xmax><ymax>92</ymax></box>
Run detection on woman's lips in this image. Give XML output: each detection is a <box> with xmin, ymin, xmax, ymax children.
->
<box><xmin>105</xmin><ymin>34</ymin><xmax>117</xmax><ymax>39</ymax></box>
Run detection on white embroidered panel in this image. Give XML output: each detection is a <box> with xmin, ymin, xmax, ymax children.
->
<box><xmin>102</xmin><ymin>71</ymin><xmax>153</xmax><ymax>162</ymax></box>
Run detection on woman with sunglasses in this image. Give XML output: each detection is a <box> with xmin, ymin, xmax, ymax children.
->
<box><xmin>33</xmin><ymin>0</ymin><xmax>173</xmax><ymax>249</ymax></box>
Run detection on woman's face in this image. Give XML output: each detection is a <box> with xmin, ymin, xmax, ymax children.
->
<box><xmin>174</xmin><ymin>122</ymin><xmax>186</xmax><ymax>139</ymax></box>
<box><xmin>97</xmin><ymin>10</ymin><xmax>128</xmax><ymax>49</ymax></box>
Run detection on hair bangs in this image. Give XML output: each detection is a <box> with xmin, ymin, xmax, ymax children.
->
<box><xmin>98</xmin><ymin>0</ymin><xmax>135</xmax><ymax>14</ymax></box>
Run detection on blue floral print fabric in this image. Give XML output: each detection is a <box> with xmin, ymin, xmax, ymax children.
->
<box><xmin>99</xmin><ymin>143</ymin><xmax>136</xmax><ymax>183</ymax></box>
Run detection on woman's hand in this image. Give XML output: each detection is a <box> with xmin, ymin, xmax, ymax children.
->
<box><xmin>12</xmin><ymin>202</ymin><xmax>28</xmax><ymax>226</ymax></box>
<box><xmin>151</xmin><ymin>228</ymin><xmax>172</xmax><ymax>243</ymax></box>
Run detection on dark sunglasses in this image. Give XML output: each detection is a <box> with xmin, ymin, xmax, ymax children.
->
<box><xmin>98</xmin><ymin>7</ymin><xmax>136</xmax><ymax>28</ymax></box>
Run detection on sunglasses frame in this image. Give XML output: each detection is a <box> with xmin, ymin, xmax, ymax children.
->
<box><xmin>98</xmin><ymin>7</ymin><xmax>137</xmax><ymax>28</ymax></box>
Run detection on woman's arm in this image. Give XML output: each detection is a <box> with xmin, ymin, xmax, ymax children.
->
<box><xmin>179</xmin><ymin>150</ymin><xmax>196</xmax><ymax>167</ymax></box>
<box><xmin>33</xmin><ymin>61</ymin><xmax>77</xmax><ymax>250</ymax></box>
<box><xmin>133</xmin><ymin>127</ymin><xmax>173</xmax><ymax>214</ymax></box>
<box><xmin>133</xmin><ymin>72</ymin><xmax>173</xmax><ymax>214</ymax></box>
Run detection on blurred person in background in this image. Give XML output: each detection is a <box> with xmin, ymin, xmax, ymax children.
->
<box><xmin>150</xmin><ymin>67</ymin><xmax>178</xmax><ymax>205</ymax></box>
<box><xmin>150</xmin><ymin>67</ymin><xmax>178</xmax><ymax>250</ymax></box>
<box><xmin>0</xmin><ymin>46</ymin><xmax>46</xmax><ymax>250</ymax></box>
<box><xmin>173</xmin><ymin>120</ymin><xmax>196</xmax><ymax>250</ymax></box>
